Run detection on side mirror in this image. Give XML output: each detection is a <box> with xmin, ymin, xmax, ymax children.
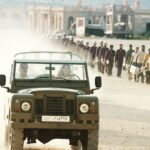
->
<box><xmin>91</xmin><ymin>76</ymin><xmax>102</xmax><ymax>94</ymax></box>
<box><xmin>95</xmin><ymin>76</ymin><xmax>102</xmax><ymax>88</ymax></box>
<box><xmin>0</xmin><ymin>74</ymin><xmax>6</xmax><ymax>86</ymax></box>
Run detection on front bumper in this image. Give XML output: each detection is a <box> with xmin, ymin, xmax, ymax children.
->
<box><xmin>11</xmin><ymin>112</ymin><xmax>99</xmax><ymax>130</ymax></box>
<box><xmin>11</xmin><ymin>122</ymin><xmax>99</xmax><ymax>130</ymax></box>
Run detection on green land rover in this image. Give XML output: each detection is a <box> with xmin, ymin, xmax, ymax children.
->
<box><xmin>0</xmin><ymin>51</ymin><xmax>101</xmax><ymax>150</ymax></box>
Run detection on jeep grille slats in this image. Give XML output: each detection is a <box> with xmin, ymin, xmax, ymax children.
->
<box><xmin>45</xmin><ymin>96</ymin><xmax>64</xmax><ymax>114</ymax></box>
<box><xmin>66</xmin><ymin>101</ymin><xmax>74</xmax><ymax>114</ymax></box>
<box><xmin>35</xmin><ymin>99</ymin><xmax>43</xmax><ymax>114</ymax></box>
<box><xmin>35</xmin><ymin>96</ymin><xmax>74</xmax><ymax>116</ymax></box>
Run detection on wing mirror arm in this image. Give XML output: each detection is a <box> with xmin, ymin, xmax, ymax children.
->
<box><xmin>3</xmin><ymin>86</ymin><xmax>10</xmax><ymax>92</ymax></box>
<box><xmin>90</xmin><ymin>87</ymin><xmax>100</xmax><ymax>94</ymax></box>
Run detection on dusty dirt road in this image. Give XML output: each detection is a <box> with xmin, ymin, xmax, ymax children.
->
<box><xmin>95</xmin><ymin>66</ymin><xmax>150</xmax><ymax>150</ymax></box>
<box><xmin>0</xmin><ymin>30</ymin><xmax>150</xmax><ymax>149</ymax></box>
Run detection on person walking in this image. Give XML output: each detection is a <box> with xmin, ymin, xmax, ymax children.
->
<box><xmin>130</xmin><ymin>46</ymin><xmax>139</xmax><ymax>66</ymax></box>
<box><xmin>99</xmin><ymin>42</ymin><xmax>109</xmax><ymax>73</ymax></box>
<box><xmin>67</xmin><ymin>37</ymin><xmax>76</xmax><ymax>52</ymax></box>
<box><xmin>89</xmin><ymin>41</ymin><xmax>97</xmax><ymax>67</ymax></box>
<box><xmin>126</xmin><ymin>44</ymin><xmax>134</xmax><ymax>70</ymax></box>
<box><xmin>97</xmin><ymin>41</ymin><xmax>104</xmax><ymax>72</ymax></box>
<box><xmin>82</xmin><ymin>41</ymin><xmax>90</xmax><ymax>61</ymax></box>
<box><xmin>105</xmin><ymin>45</ymin><xmax>115</xmax><ymax>76</ymax></box>
<box><xmin>61</xmin><ymin>34</ymin><xmax>69</xmax><ymax>49</ymax></box>
<box><xmin>136</xmin><ymin>45</ymin><xmax>147</xmax><ymax>83</ymax></box>
<box><xmin>73</xmin><ymin>40</ymin><xmax>82</xmax><ymax>54</ymax></box>
<box><xmin>129</xmin><ymin>46</ymin><xmax>139</xmax><ymax>81</ymax></box>
<box><xmin>115</xmin><ymin>44</ymin><xmax>126</xmax><ymax>77</ymax></box>
<box><xmin>144</xmin><ymin>48</ymin><xmax>150</xmax><ymax>84</ymax></box>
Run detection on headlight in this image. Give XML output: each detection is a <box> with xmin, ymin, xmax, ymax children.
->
<box><xmin>21</xmin><ymin>102</ymin><xmax>31</xmax><ymax>112</ymax></box>
<box><xmin>79</xmin><ymin>103</ymin><xmax>89</xmax><ymax>113</ymax></box>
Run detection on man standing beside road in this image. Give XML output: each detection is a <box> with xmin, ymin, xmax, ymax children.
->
<box><xmin>115</xmin><ymin>44</ymin><xmax>126</xmax><ymax>77</ymax></box>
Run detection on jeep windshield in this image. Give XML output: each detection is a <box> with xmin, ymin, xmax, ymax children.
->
<box><xmin>15</xmin><ymin>62</ymin><xmax>87</xmax><ymax>81</ymax></box>
<box><xmin>11</xmin><ymin>52</ymin><xmax>90</xmax><ymax>92</ymax></box>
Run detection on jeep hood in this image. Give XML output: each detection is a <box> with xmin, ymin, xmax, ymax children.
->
<box><xmin>18</xmin><ymin>87</ymin><xmax>85</xmax><ymax>95</ymax></box>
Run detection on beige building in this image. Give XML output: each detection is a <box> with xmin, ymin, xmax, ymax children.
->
<box><xmin>134</xmin><ymin>9</ymin><xmax>150</xmax><ymax>34</ymax></box>
<box><xmin>28</xmin><ymin>0</ymin><xmax>150</xmax><ymax>37</ymax></box>
<box><xmin>28</xmin><ymin>4</ymin><xmax>106</xmax><ymax>36</ymax></box>
<box><xmin>105</xmin><ymin>0</ymin><xmax>150</xmax><ymax>37</ymax></box>
<box><xmin>105</xmin><ymin>4</ymin><xmax>134</xmax><ymax>37</ymax></box>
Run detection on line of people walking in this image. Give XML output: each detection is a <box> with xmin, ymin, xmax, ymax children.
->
<box><xmin>50</xmin><ymin>34</ymin><xmax>150</xmax><ymax>84</ymax></box>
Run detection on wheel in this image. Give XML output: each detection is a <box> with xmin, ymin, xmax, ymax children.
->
<box><xmin>71</xmin><ymin>129</ymin><xmax>98</xmax><ymax>150</ymax></box>
<box><xmin>86</xmin><ymin>129</ymin><xmax>99</xmax><ymax>150</ymax></box>
<box><xmin>9</xmin><ymin>128</ymin><xmax>24</xmax><ymax>150</ymax></box>
<box><xmin>70</xmin><ymin>140</ymin><xmax>82</xmax><ymax>150</ymax></box>
<box><xmin>4</xmin><ymin>109</ymin><xmax>10</xmax><ymax>147</ymax></box>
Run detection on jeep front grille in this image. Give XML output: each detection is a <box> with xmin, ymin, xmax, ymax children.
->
<box><xmin>45</xmin><ymin>96</ymin><xmax>64</xmax><ymax>114</ymax></box>
<box><xmin>35</xmin><ymin>97</ymin><xmax>74</xmax><ymax>115</ymax></box>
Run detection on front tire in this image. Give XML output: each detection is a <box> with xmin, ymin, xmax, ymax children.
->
<box><xmin>71</xmin><ymin>129</ymin><xmax>99</xmax><ymax>150</ymax></box>
<box><xmin>9</xmin><ymin>128</ymin><xmax>24</xmax><ymax>150</ymax></box>
<box><xmin>87</xmin><ymin>129</ymin><xmax>99</xmax><ymax>150</ymax></box>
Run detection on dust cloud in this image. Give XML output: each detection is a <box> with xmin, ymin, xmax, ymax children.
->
<box><xmin>0</xmin><ymin>29</ymin><xmax>71</xmax><ymax>150</ymax></box>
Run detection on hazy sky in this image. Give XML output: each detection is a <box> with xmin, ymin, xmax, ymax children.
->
<box><xmin>69</xmin><ymin>0</ymin><xmax>149</xmax><ymax>9</ymax></box>
<box><xmin>2</xmin><ymin>0</ymin><xmax>150</xmax><ymax>9</ymax></box>
<box><xmin>41</xmin><ymin>0</ymin><xmax>150</xmax><ymax>9</ymax></box>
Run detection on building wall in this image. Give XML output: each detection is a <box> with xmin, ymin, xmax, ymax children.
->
<box><xmin>105</xmin><ymin>4</ymin><xmax>134</xmax><ymax>36</ymax></box>
<box><xmin>27</xmin><ymin>4</ymin><xmax>150</xmax><ymax>36</ymax></box>
<box><xmin>134</xmin><ymin>10</ymin><xmax>150</xmax><ymax>34</ymax></box>
<box><xmin>28</xmin><ymin>5</ymin><xmax>106</xmax><ymax>36</ymax></box>
<box><xmin>76</xmin><ymin>17</ymin><xmax>86</xmax><ymax>36</ymax></box>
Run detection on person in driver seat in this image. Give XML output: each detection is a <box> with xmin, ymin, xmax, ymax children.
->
<box><xmin>19</xmin><ymin>63</ymin><xmax>29</xmax><ymax>79</ymax></box>
<box><xmin>57</xmin><ymin>64</ymin><xmax>76</xmax><ymax>80</ymax></box>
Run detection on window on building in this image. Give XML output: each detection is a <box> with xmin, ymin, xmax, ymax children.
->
<box><xmin>68</xmin><ymin>16</ymin><xmax>74</xmax><ymax>30</ymax></box>
<box><xmin>88</xmin><ymin>20</ymin><xmax>91</xmax><ymax>24</ymax></box>
<box><xmin>146</xmin><ymin>23</ymin><xmax>150</xmax><ymax>32</ymax></box>
<box><xmin>121</xmin><ymin>15</ymin><xmax>128</xmax><ymax>23</ymax></box>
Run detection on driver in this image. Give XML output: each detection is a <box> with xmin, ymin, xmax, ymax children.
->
<box><xmin>19</xmin><ymin>63</ymin><xmax>29</xmax><ymax>79</ymax></box>
<box><xmin>57</xmin><ymin>64</ymin><xmax>76</xmax><ymax>80</ymax></box>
